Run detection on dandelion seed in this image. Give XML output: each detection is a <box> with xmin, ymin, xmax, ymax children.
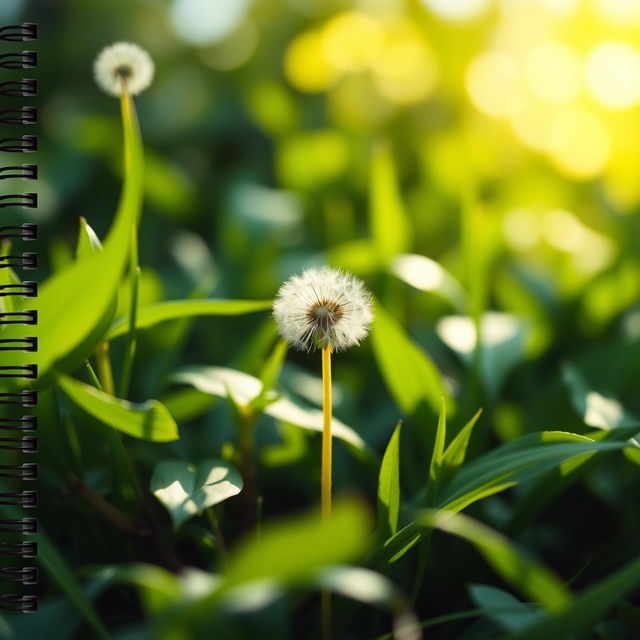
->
<box><xmin>273</xmin><ymin>266</ymin><xmax>373</xmax><ymax>352</ymax></box>
<box><xmin>93</xmin><ymin>42</ymin><xmax>154</xmax><ymax>97</ymax></box>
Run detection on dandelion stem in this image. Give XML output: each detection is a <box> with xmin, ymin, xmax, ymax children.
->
<box><xmin>321</xmin><ymin>344</ymin><xmax>333</xmax><ymax>640</ymax></box>
<box><xmin>321</xmin><ymin>344</ymin><xmax>333</xmax><ymax>520</ymax></box>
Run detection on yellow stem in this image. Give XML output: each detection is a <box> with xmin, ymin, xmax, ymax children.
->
<box><xmin>321</xmin><ymin>345</ymin><xmax>332</xmax><ymax>520</ymax></box>
<box><xmin>321</xmin><ymin>344</ymin><xmax>333</xmax><ymax>640</ymax></box>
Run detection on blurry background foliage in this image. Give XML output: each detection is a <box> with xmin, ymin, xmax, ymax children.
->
<box><xmin>2</xmin><ymin>0</ymin><xmax>640</xmax><ymax>636</ymax></box>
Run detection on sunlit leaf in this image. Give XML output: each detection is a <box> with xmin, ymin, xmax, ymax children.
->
<box><xmin>222</xmin><ymin>499</ymin><xmax>372</xmax><ymax>589</ymax></box>
<box><xmin>171</xmin><ymin>366</ymin><xmax>366</xmax><ymax>450</ymax></box>
<box><xmin>150</xmin><ymin>459</ymin><xmax>242</xmax><ymax>529</ymax></box>
<box><xmin>391</xmin><ymin>254</ymin><xmax>467</xmax><ymax>312</ymax></box>
<box><xmin>58</xmin><ymin>373</ymin><xmax>178</xmax><ymax>441</ymax></box>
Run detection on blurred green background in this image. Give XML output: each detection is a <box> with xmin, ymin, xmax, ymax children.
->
<box><xmin>3</xmin><ymin>0</ymin><xmax>640</xmax><ymax>636</ymax></box>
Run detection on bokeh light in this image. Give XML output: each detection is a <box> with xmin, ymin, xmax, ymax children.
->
<box><xmin>585</xmin><ymin>42</ymin><xmax>640</xmax><ymax>110</ymax></box>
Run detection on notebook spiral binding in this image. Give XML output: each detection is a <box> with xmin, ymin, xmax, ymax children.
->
<box><xmin>0</xmin><ymin>22</ymin><xmax>39</xmax><ymax>612</ymax></box>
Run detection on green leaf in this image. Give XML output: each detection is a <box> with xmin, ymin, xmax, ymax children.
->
<box><xmin>437</xmin><ymin>429</ymin><xmax>638</xmax><ymax>513</ymax></box>
<box><xmin>76</xmin><ymin>217</ymin><xmax>104</xmax><ymax>259</ymax></box>
<box><xmin>373</xmin><ymin>428</ymin><xmax>639</xmax><ymax>567</ymax></box>
<box><xmin>370</xmin><ymin>140</ymin><xmax>410</xmax><ymax>263</ymax></box>
<box><xmin>57</xmin><ymin>373</ymin><xmax>178</xmax><ymax>441</ymax></box>
<box><xmin>171</xmin><ymin>365</ymin><xmax>366</xmax><ymax>450</ymax></box>
<box><xmin>0</xmin><ymin>239</ymin><xmax>20</xmax><ymax>314</ymax></box>
<box><xmin>439</xmin><ymin>408</ymin><xmax>483</xmax><ymax>493</ymax></box>
<box><xmin>150</xmin><ymin>459</ymin><xmax>243</xmax><ymax>529</ymax></box>
<box><xmin>469</xmin><ymin>583</ymin><xmax>542</xmax><ymax>632</ymax></box>
<box><xmin>426</xmin><ymin>398</ymin><xmax>447</xmax><ymax>506</ymax></box>
<box><xmin>223</xmin><ymin>499</ymin><xmax>372</xmax><ymax>589</ymax></box>
<box><xmin>378</xmin><ymin>422</ymin><xmax>402</xmax><ymax>537</ymax></box>
<box><xmin>371</xmin><ymin>301</ymin><xmax>450</xmax><ymax>415</ymax></box>
<box><xmin>510</xmin><ymin>554</ymin><xmax>640</xmax><ymax>640</ymax></box>
<box><xmin>391</xmin><ymin>253</ymin><xmax>467</xmax><ymax>313</ymax></box>
<box><xmin>1</xmin><ymin>93</ymin><xmax>143</xmax><ymax>386</ymax></box>
<box><xmin>106</xmin><ymin>299</ymin><xmax>272</xmax><ymax>340</ymax></box>
<box><xmin>416</xmin><ymin>510</ymin><xmax>571</xmax><ymax>613</ymax></box>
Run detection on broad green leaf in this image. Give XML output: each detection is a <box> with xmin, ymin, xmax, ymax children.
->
<box><xmin>416</xmin><ymin>510</ymin><xmax>571</xmax><ymax>613</ymax></box>
<box><xmin>171</xmin><ymin>366</ymin><xmax>366</xmax><ymax>450</ymax></box>
<box><xmin>371</xmin><ymin>301</ymin><xmax>449</xmax><ymax>415</ymax></box>
<box><xmin>426</xmin><ymin>398</ymin><xmax>447</xmax><ymax>506</ymax></box>
<box><xmin>369</xmin><ymin>140</ymin><xmax>410</xmax><ymax>263</ymax></box>
<box><xmin>223</xmin><ymin>499</ymin><xmax>371</xmax><ymax>589</ymax></box>
<box><xmin>436</xmin><ymin>312</ymin><xmax>529</xmax><ymax>400</ymax></box>
<box><xmin>469</xmin><ymin>584</ymin><xmax>542</xmax><ymax>632</ymax></box>
<box><xmin>106</xmin><ymin>299</ymin><xmax>272</xmax><ymax>340</ymax></box>
<box><xmin>438</xmin><ymin>429</ymin><xmax>638</xmax><ymax>513</ymax></box>
<box><xmin>391</xmin><ymin>254</ymin><xmax>467</xmax><ymax>313</ymax></box>
<box><xmin>150</xmin><ymin>459</ymin><xmax>242</xmax><ymax>529</ymax></box>
<box><xmin>511</xmin><ymin>554</ymin><xmax>640</xmax><ymax>640</ymax></box>
<box><xmin>0</xmin><ymin>93</ymin><xmax>143</xmax><ymax>386</ymax></box>
<box><xmin>57</xmin><ymin>373</ymin><xmax>178</xmax><ymax>441</ymax></box>
<box><xmin>378</xmin><ymin>422</ymin><xmax>402</xmax><ymax>537</ymax></box>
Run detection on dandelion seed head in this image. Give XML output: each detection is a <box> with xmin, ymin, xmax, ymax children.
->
<box><xmin>93</xmin><ymin>42</ymin><xmax>154</xmax><ymax>97</ymax></box>
<box><xmin>273</xmin><ymin>267</ymin><xmax>373</xmax><ymax>352</ymax></box>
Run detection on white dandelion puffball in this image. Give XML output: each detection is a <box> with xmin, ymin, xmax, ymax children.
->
<box><xmin>93</xmin><ymin>42</ymin><xmax>154</xmax><ymax>97</ymax></box>
<box><xmin>273</xmin><ymin>267</ymin><xmax>374</xmax><ymax>352</ymax></box>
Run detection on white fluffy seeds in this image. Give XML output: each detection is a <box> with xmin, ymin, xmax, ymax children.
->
<box><xmin>93</xmin><ymin>42</ymin><xmax>154</xmax><ymax>97</ymax></box>
<box><xmin>273</xmin><ymin>267</ymin><xmax>373</xmax><ymax>352</ymax></box>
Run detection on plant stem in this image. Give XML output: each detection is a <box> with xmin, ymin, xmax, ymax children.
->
<box><xmin>95</xmin><ymin>341</ymin><xmax>115</xmax><ymax>395</ymax></box>
<box><xmin>84</xmin><ymin>360</ymin><xmax>103</xmax><ymax>390</ymax></box>
<box><xmin>321</xmin><ymin>345</ymin><xmax>333</xmax><ymax>520</ymax></box>
<box><xmin>321</xmin><ymin>344</ymin><xmax>333</xmax><ymax>640</ymax></box>
<box><xmin>117</xmin><ymin>84</ymin><xmax>141</xmax><ymax>400</ymax></box>
<box><xmin>119</xmin><ymin>262</ymin><xmax>140</xmax><ymax>399</ymax></box>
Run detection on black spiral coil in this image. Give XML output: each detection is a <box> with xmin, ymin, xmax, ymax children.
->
<box><xmin>0</xmin><ymin>21</ymin><xmax>39</xmax><ymax>613</ymax></box>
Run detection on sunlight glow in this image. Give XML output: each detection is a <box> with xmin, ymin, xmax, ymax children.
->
<box><xmin>585</xmin><ymin>42</ymin><xmax>640</xmax><ymax>110</ymax></box>
<box><xmin>466</xmin><ymin>52</ymin><xmax>522</xmax><ymax>117</ymax></box>
<box><xmin>421</xmin><ymin>0</ymin><xmax>491</xmax><ymax>22</ymax></box>
<box><xmin>526</xmin><ymin>42</ymin><xmax>580</xmax><ymax>105</ymax></box>
<box><xmin>546</xmin><ymin>109</ymin><xmax>610</xmax><ymax>179</ymax></box>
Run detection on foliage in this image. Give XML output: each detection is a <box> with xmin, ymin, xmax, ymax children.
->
<box><xmin>2</xmin><ymin>0</ymin><xmax>640</xmax><ymax>638</ymax></box>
